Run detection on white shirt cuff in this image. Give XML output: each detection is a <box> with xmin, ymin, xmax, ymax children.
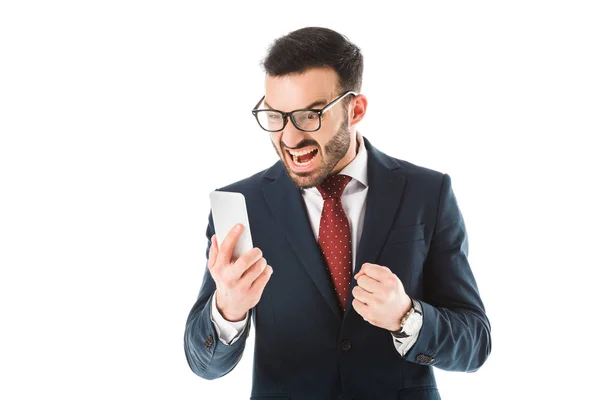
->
<box><xmin>209</xmin><ymin>291</ymin><xmax>249</xmax><ymax>345</ymax></box>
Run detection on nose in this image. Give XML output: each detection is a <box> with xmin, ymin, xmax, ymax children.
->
<box><xmin>281</xmin><ymin>121</ymin><xmax>309</xmax><ymax>149</ymax></box>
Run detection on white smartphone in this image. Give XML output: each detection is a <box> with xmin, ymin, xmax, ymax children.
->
<box><xmin>209</xmin><ymin>190</ymin><xmax>254</xmax><ymax>260</ymax></box>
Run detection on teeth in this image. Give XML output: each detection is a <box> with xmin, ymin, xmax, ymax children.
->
<box><xmin>288</xmin><ymin>148</ymin><xmax>317</xmax><ymax>156</ymax></box>
<box><xmin>293</xmin><ymin>154</ymin><xmax>316</xmax><ymax>167</ymax></box>
<box><xmin>290</xmin><ymin>148</ymin><xmax>317</xmax><ymax>167</ymax></box>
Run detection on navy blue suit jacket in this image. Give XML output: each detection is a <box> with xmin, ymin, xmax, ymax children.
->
<box><xmin>184</xmin><ymin>136</ymin><xmax>491</xmax><ymax>400</ymax></box>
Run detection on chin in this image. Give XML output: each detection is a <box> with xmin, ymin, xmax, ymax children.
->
<box><xmin>285</xmin><ymin>161</ymin><xmax>331</xmax><ymax>189</ymax></box>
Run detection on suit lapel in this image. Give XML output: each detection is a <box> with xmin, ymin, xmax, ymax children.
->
<box><xmin>263</xmin><ymin>163</ymin><xmax>344</xmax><ymax>321</ymax></box>
<box><xmin>262</xmin><ymin>135</ymin><xmax>406</xmax><ymax>322</ymax></box>
<box><xmin>344</xmin><ymin>136</ymin><xmax>406</xmax><ymax>318</ymax></box>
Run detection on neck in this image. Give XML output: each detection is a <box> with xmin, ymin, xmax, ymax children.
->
<box><xmin>331</xmin><ymin>132</ymin><xmax>359</xmax><ymax>175</ymax></box>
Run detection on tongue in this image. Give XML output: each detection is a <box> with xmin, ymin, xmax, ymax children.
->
<box><xmin>298</xmin><ymin>150</ymin><xmax>315</xmax><ymax>163</ymax></box>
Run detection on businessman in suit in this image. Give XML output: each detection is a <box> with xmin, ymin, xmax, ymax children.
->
<box><xmin>184</xmin><ymin>27</ymin><xmax>491</xmax><ymax>400</ymax></box>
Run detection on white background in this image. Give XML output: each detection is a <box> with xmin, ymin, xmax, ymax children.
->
<box><xmin>1</xmin><ymin>1</ymin><xmax>598</xmax><ymax>399</ymax></box>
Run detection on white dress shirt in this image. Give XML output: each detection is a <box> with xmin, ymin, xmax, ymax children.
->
<box><xmin>209</xmin><ymin>133</ymin><xmax>422</xmax><ymax>356</ymax></box>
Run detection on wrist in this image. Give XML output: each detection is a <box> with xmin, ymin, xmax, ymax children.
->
<box><xmin>391</xmin><ymin>297</ymin><xmax>415</xmax><ymax>333</ymax></box>
<box><xmin>215</xmin><ymin>292</ymin><xmax>246</xmax><ymax>322</ymax></box>
<box><xmin>401</xmin><ymin>295</ymin><xmax>412</xmax><ymax>316</ymax></box>
<box><xmin>391</xmin><ymin>298</ymin><xmax>423</xmax><ymax>338</ymax></box>
<box><xmin>221</xmin><ymin>309</ymin><xmax>246</xmax><ymax>322</ymax></box>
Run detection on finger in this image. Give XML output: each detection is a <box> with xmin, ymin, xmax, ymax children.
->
<box><xmin>352</xmin><ymin>285</ymin><xmax>377</xmax><ymax>305</ymax></box>
<box><xmin>352</xmin><ymin>298</ymin><xmax>368</xmax><ymax>317</ymax></box>
<box><xmin>222</xmin><ymin>247</ymin><xmax>262</xmax><ymax>283</ymax></box>
<box><xmin>208</xmin><ymin>234</ymin><xmax>218</xmax><ymax>270</ymax></box>
<box><xmin>216</xmin><ymin>224</ymin><xmax>244</xmax><ymax>265</ymax></box>
<box><xmin>354</xmin><ymin>269</ymin><xmax>366</xmax><ymax>281</ymax></box>
<box><xmin>232</xmin><ymin>247</ymin><xmax>263</xmax><ymax>278</ymax></box>
<box><xmin>355</xmin><ymin>274</ymin><xmax>380</xmax><ymax>294</ymax></box>
<box><xmin>250</xmin><ymin>264</ymin><xmax>273</xmax><ymax>293</ymax></box>
<box><xmin>355</xmin><ymin>263</ymin><xmax>389</xmax><ymax>282</ymax></box>
<box><xmin>240</xmin><ymin>256</ymin><xmax>268</xmax><ymax>285</ymax></box>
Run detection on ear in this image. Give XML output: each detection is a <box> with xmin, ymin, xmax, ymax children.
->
<box><xmin>349</xmin><ymin>94</ymin><xmax>367</xmax><ymax>126</ymax></box>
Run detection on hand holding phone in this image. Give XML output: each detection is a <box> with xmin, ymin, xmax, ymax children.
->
<box><xmin>208</xmin><ymin>191</ymin><xmax>273</xmax><ymax>322</ymax></box>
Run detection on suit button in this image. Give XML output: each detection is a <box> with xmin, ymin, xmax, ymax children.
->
<box><xmin>416</xmin><ymin>354</ymin><xmax>434</xmax><ymax>364</ymax></box>
<box><xmin>340</xmin><ymin>340</ymin><xmax>351</xmax><ymax>351</ymax></box>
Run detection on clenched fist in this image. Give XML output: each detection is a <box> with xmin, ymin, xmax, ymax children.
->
<box><xmin>208</xmin><ymin>224</ymin><xmax>273</xmax><ymax>322</ymax></box>
<box><xmin>352</xmin><ymin>263</ymin><xmax>412</xmax><ymax>332</ymax></box>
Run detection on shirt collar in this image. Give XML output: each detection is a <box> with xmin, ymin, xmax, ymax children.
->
<box><xmin>338</xmin><ymin>132</ymin><xmax>368</xmax><ymax>188</ymax></box>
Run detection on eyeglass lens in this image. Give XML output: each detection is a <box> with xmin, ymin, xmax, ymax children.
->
<box><xmin>255</xmin><ymin>110</ymin><xmax>320</xmax><ymax>132</ymax></box>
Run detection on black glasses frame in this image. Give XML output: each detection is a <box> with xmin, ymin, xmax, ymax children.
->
<box><xmin>251</xmin><ymin>90</ymin><xmax>358</xmax><ymax>132</ymax></box>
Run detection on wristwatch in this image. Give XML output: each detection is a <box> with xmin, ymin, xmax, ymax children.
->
<box><xmin>391</xmin><ymin>299</ymin><xmax>423</xmax><ymax>338</ymax></box>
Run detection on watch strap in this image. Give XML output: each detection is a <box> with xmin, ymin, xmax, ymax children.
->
<box><xmin>391</xmin><ymin>298</ymin><xmax>423</xmax><ymax>337</ymax></box>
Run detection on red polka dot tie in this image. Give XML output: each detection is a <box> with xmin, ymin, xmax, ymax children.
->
<box><xmin>316</xmin><ymin>174</ymin><xmax>353</xmax><ymax>312</ymax></box>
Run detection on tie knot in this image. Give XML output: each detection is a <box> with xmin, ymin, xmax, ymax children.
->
<box><xmin>316</xmin><ymin>174</ymin><xmax>352</xmax><ymax>199</ymax></box>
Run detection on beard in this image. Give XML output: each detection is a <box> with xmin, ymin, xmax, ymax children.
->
<box><xmin>273</xmin><ymin>112</ymin><xmax>352</xmax><ymax>189</ymax></box>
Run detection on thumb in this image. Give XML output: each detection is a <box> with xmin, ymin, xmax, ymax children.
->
<box><xmin>208</xmin><ymin>235</ymin><xmax>218</xmax><ymax>270</ymax></box>
<box><xmin>354</xmin><ymin>267</ymin><xmax>366</xmax><ymax>281</ymax></box>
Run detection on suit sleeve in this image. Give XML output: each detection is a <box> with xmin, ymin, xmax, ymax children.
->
<box><xmin>183</xmin><ymin>210</ymin><xmax>252</xmax><ymax>379</ymax></box>
<box><xmin>404</xmin><ymin>173</ymin><xmax>492</xmax><ymax>372</ymax></box>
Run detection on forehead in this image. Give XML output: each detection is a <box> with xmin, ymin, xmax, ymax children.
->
<box><xmin>264</xmin><ymin>67</ymin><xmax>339</xmax><ymax>110</ymax></box>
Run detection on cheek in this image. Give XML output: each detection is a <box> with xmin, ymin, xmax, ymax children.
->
<box><xmin>270</xmin><ymin>134</ymin><xmax>282</xmax><ymax>152</ymax></box>
<box><xmin>323</xmin><ymin>115</ymin><xmax>345</xmax><ymax>137</ymax></box>
<box><xmin>321</xmin><ymin>113</ymin><xmax>333</xmax><ymax>129</ymax></box>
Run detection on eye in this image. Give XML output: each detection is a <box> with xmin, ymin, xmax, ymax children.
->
<box><xmin>297</xmin><ymin>111</ymin><xmax>318</xmax><ymax>122</ymax></box>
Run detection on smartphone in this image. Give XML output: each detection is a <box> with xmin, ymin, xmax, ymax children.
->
<box><xmin>209</xmin><ymin>190</ymin><xmax>254</xmax><ymax>260</ymax></box>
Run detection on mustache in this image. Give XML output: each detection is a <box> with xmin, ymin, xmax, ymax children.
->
<box><xmin>281</xmin><ymin>140</ymin><xmax>319</xmax><ymax>151</ymax></box>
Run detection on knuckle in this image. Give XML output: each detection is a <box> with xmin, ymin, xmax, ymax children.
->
<box><xmin>232</xmin><ymin>256</ymin><xmax>243</xmax><ymax>268</ymax></box>
<box><xmin>222</xmin><ymin>276</ymin><xmax>236</xmax><ymax>289</ymax></box>
<box><xmin>247</xmin><ymin>259</ymin><xmax>258</xmax><ymax>271</ymax></box>
<box><xmin>236</xmin><ymin>255</ymin><xmax>250</xmax><ymax>268</ymax></box>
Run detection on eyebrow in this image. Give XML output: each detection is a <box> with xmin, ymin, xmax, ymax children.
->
<box><xmin>263</xmin><ymin>98</ymin><xmax>328</xmax><ymax>111</ymax></box>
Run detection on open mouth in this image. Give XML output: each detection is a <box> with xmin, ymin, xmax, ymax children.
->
<box><xmin>286</xmin><ymin>147</ymin><xmax>319</xmax><ymax>169</ymax></box>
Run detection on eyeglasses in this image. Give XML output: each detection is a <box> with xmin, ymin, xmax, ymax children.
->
<box><xmin>251</xmin><ymin>90</ymin><xmax>358</xmax><ymax>132</ymax></box>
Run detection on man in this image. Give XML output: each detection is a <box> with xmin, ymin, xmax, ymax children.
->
<box><xmin>184</xmin><ymin>27</ymin><xmax>491</xmax><ymax>400</ymax></box>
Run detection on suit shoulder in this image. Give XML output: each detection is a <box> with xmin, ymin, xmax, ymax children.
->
<box><xmin>385</xmin><ymin>157</ymin><xmax>455</xmax><ymax>216</ymax></box>
<box><xmin>213</xmin><ymin>161</ymin><xmax>278</xmax><ymax>194</ymax></box>
<box><xmin>389</xmin><ymin>156</ymin><xmax>447</xmax><ymax>184</ymax></box>
<box><xmin>364</xmin><ymin>135</ymin><xmax>447</xmax><ymax>188</ymax></box>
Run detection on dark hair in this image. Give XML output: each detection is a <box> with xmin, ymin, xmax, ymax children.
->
<box><xmin>261</xmin><ymin>27</ymin><xmax>363</xmax><ymax>94</ymax></box>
